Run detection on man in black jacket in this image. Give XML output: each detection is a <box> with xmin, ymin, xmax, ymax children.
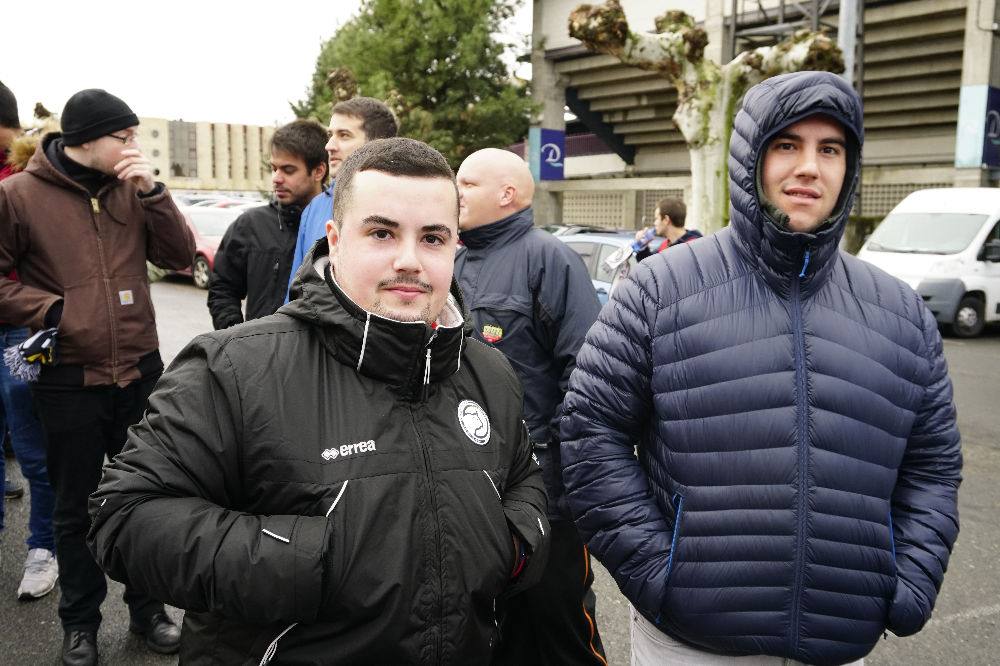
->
<box><xmin>88</xmin><ymin>138</ymin><xmax>550</xmax><ymax>665</ymax></box>
<box><xmin>208</xmin><ymin>119</ymin><xmax>327</xmax><ymax>329</ymax></box>
<box><xmin>454</xmin><ymin>148</ymin><xmax>606</xmax><ymax>665</ymax></box>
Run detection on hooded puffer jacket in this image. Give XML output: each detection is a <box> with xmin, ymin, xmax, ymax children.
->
<box><xmin>560</xmin><ymin>71</ymin><xmax>962</xmax><ymax>665</ymax></box>
<box><xmin>88</xmin><ymin>241</ymin><xmax>550</xmax><ymax>665</ymax></box>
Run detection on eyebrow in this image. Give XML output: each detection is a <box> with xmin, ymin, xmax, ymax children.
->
<box><xmin>773</xmin><ymin>131</ymin><xmax>847</xmax><ymax>147</ymax></box>
<box><xmin>361</xmin><ymin>215</ymin><xmax>454</xmax><ymax>239</ymax></box>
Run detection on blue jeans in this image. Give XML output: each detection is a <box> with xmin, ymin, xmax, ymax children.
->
<box><xmin>0</xmin><ymin>325</ymin><xmax>55</xmax><ymax>551</ymax></box>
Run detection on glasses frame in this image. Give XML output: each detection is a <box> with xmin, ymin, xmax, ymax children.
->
<box><xmin>107</xmin><ymin>133</ymin><xmax>138</xmax><ymax>145</ymax></box>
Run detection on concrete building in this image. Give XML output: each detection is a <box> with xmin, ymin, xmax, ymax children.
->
<box><xmin>530</xmin><ymin>0</ymin><xmax>1000</xmax><ymax>229</ymax></box>
<box><xmin>135</xmin><ymin>117</ymin><xmax>275</xmax><ymax>194</ymax></box>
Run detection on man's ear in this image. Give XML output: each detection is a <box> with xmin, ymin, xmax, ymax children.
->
<box><xmin>326</xmin><ymin>219</ymin><xmax>341</xmax><ymax>264</ymax></box>
<box><xmin>499</xmin><ymin>185</ymin><xmax>516</xmax><ymax>207</ymax></box>
<box><xmin>311</xmin><ymin>163</ymin><xmax>326</xmax><ymax>184</ymax></box>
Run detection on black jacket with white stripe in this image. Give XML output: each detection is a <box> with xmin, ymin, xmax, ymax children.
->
<box><xmin>87</xmin><ymin>241</ymin><xmax>550</xmax><ymax>665</ymax></box>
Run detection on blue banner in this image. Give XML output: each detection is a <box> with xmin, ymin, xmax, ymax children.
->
<box><xmin>529</xmin><ymin>128</ymin><xmax>565</xmax><ymax>181</ymax></box>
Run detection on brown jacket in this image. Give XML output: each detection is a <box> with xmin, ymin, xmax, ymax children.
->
<box><xmin>0</xmin><ymin>134</ymin><xmax>195</xmax><ymax>386</ymax></box>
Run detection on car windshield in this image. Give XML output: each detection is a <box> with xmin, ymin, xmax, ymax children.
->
<box><xmin>865</xmin><ymin>212</ymin><xmax>988</xmax><ymax>254</ymax></box>
<box><xmin>187</xmin><ymin>210</ymin><xmax>239</xmax><ymax>237</ymax></box>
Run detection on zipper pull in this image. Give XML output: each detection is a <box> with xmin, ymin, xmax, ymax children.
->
<box><xmin>798</xmin><ymin>248</ymin><xmax>811</xmax><ymax>279</ymax></box>
<box><xmin>91</xmin><ymin>198</ymin><xmax>100</xmax><ymax>214</ymax></box>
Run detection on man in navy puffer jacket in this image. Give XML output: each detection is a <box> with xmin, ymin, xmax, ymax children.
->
<box><xmin>560</xmin><ymin>71</ymin><xmax>962</xmax><ymax>665</ymax></box>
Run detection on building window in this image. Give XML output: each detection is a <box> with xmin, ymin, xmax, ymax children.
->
<box><xmin>168</xmin><ymin>120</ymin><xmax>198</xmax><ymax>178</ymax></box>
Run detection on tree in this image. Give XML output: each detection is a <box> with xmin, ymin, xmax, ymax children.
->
<box><xmin>568</xmin><ymin>1</ymin><xmax>844</xmax><ymax>234</ymax></box>
<box><xmin>293</xmin><ymin>0</ymin><xmax>533</xmax><ymax>169</ymax></box>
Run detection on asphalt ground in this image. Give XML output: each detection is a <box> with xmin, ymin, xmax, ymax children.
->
<box><xmin>0</xmin><ymin>276</ymin><xmax>996</xmax><ymax>665</ymax></box>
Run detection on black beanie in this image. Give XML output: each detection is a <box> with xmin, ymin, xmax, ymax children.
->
<box><xmin>0</xmin><ymin>80</ymin><xmax>19</xmax><ymax>129</ymax></box>
<box><xmin>61</xmin><ymin>89</ymin><xmax>139</xmax><ymax>146</ymax></box>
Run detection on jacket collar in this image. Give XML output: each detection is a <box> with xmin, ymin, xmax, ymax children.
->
<box><xmin>459</xmin><ymin>206</ymin><xmax>534</xmax><ymax>250</ymax></box>
<box><xmin>271</xmin><ymin>199</ymin><xmax>303</xmax><ymax>231</ymax></box>
<box><xmin>728</xmin><ymin>72</ymin><xmax>864</xmax><ymax>298</ymax></box>
<box><xmin>279</xmin><ymin>240</ymin><xmax>470</xmax><ymax>400</ymax></box>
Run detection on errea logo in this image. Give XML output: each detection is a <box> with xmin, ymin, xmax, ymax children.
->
<box><xmin>322</xmin><ymin>439</ymin><xmax>376</xmax><ymax>461</ymax></box>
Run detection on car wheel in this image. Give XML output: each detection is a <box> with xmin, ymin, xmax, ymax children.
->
<box><xmin>951</xmin><ymin>295</ymin><xmax>984</xmax><ymax>338</ymax></box>
<box><xmin>192</xmin><ymin>256</ymin><xmax>211</xmax><ymax>290</ymax></box>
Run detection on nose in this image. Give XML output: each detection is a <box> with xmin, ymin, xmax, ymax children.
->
<box><xmin>272</xmin><ymin>170</ymin><xmax>283</xmax><ymax>186</ymax></box>
<box><xmin>793</xmin><ymin>151</ymin><xmax>820</xmax><ymax>179</ymax></box>
<box><xmin>326</xmin><ymin>136</ymin><xmax>337</xmax><ymax>154</ymax></box>
<box><xmin>393</xmin><ymin>238</ymin><xmax>422</xmax><ymax>274</ymax></box>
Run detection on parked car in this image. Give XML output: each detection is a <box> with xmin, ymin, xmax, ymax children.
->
<box><xmin>175</xmin><ymin>206</ymin><xmax>243</xmax><ymax>289</ymax></box>
<box><xmin>857</xmin><ymin>187</ymin><xmax>1000</xmax><ymax>337</ymax></box>
<box><xmin>558</xmin><ymin>231</ymin><xmax>653</xmax><ymax>304</ymax></box>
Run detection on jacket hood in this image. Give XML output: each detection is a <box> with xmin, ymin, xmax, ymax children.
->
<box><xmin>24</xmin><ymin>132</ymin><xmax>121</xmax><ymax>197</ymax></box>
<box><xmin>728</xmin><ymin>71</ymin><xmax>864</xmax><ymax>297</ymax></box>
<box><xmin>459</xmin><ymin>206</ymin><xmax>534</xmax><ymax>250</ymax></box>
<box><xmin>279</xmin><ymin>239</ymin><xmax>472</xmax><ymax>399</ymax></box>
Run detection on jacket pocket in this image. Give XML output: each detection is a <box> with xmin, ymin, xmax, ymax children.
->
<box><xmin>664</xmin><ymin>493</ymin><xmax>685</xmax><ymax>584</ymax></box>
<box><xmin>483</xmin><ymin>470</ymin><xmax>516</xmax><ymax>572</ymax></box>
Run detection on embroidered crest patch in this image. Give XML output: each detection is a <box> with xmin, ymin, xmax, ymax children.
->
<box><xmin>457</xmin><ymin>400</ymin><xmax>491</xmax><ymax>446</ymax></box>
<box><xmin>482</xmin><ymin>324</ymin><xmax>503</xmax><ymax>344</ymax></box>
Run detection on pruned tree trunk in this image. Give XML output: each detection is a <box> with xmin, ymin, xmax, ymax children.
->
<box><xmin>568</xmin><ymin>1</ymin><xmax>844</xmax><ymax>234</ymax></box>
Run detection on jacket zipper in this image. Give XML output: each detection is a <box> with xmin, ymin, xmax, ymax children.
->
<box><xmin>788</xmin><ymin>247</ymin><xmax>811</xmax><ymax>654</ymax></box>
<box><xmin>421</xmin><ymin>330</ymin><xmax>437</xmax><ymax>402</ymax></box>
<box><xmin>409</xmin><ymin>401</ymin><xmax>443</xmax><ymax>662</ymax></box>
<box><xmin>90</xmin><ymin>196</ymin><xmax>120</xmax><ymax>383</ymax></box>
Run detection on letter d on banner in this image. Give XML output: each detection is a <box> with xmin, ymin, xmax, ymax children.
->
<box><xmin>529</xmin><ymin>127</ymin><xmax>565</xmax><ymax>181</ymax></box>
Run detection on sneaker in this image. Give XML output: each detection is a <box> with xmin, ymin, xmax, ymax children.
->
<box><xmin>17</xmin><ymin>548</ymin><xmax>59</xmax><ymax>600</ymax></box>
<box><xmin>4</xmin><ymin>475</ymin><xmax>24</xmax><ymax>499</ymax></box>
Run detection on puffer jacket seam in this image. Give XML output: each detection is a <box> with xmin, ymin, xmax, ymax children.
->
<box><xmin>805</xmin><ymin>313</ymin><xmax>928</xmax><ymax>385</ymax></box>
<box><xmin>572</xmin><ymin>366</ymin><xmax>644</xmax><ymax>408</ymax></box>
<box><xmin>643</xmin><ymin>266</ymin><xmax>754</xmax><ymax>314</ymax></box>
<box><xmin>827</xmin><ymin>280</ymin><xmax>924</xmax><ymax>338</ymax></box>
<box><xmin>595</xmin><ymin>316</ymin><xmax>648</xmax><ymax>354</ymax></box>
<box><xmin>652</xmin><ymin>293</ymin><xmax>783</xmax><ymax>341</ymax></box>
<box><xmin>586</xmin><ymin>342</ymin><xmax>645</xmax><ymax>377</ymax></box>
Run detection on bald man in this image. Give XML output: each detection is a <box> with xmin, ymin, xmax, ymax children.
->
<box><xmin>454</xmin><ymin>148</ymin><xmax>606</xmax><ymax>665</ymax></box>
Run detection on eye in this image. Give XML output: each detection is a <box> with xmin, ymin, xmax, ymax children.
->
<box><xmin>371</xmin><ymin>228</ymin><xmax>393</xmax><ymax>240</ymax></box>
<box><xmin>773</xmin><ymin>141</ymin><xmax>795</xmax><ymax>151</ymax></box>
<box><xmin>424</xmin><ymin>234</ymin><xmax>445</xmax><ymax>246</ymax></box>
<box><xmin>820</xmin><ymin>145</ymin><xmax>842</xmax><ymax>156</ymax></box>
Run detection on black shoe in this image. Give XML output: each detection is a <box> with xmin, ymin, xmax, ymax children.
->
<box><xmin>61</xmin><ymin>630</ymin><xmax>98</xmax><ymax>666</ymax></box>
<box><xmin>129</xmin><ymin>611</ymin><xmax>181</xmax><ymax>655</ymax></box>
<box><xmin>4</xmin><ymin>475</ymin><xmax>24</xmax><ymax>499</ymax></box>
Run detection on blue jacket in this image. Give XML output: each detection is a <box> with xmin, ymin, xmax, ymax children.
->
<box><xmin>456</xmin><ymin>207</ymin><xmax>601</xmax><ymax>519</ymax></box>
<box><xmin>285</xmin><ymin>183</ymin><xmax>334</xmax><ymax>302</ymax></box>
<box><xmin>560</xmin><ymin>71</ymin><xmax>961</xmax><ymax>665</ymax></box>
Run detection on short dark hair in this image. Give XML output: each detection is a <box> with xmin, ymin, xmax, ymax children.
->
<box><xmin>333</xmin><ymin>138</ymin><xmax>455</xmax><ymax>225</ymax></box>
<box><xmin>657</xmin><ymin>197</ymin><xmax>686</xmax><ymax>228</ymax></box>
<box><xmin>270</xmin><ymin>119</ymin><xmax>329</xmax><ymax>180</ymax></box>
<box><xmin>332</xmin><ymin>97</ymin><xmax>398</xmax><ymax>141</ymax></box>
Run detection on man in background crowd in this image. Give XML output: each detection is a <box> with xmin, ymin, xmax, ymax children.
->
<box><xmin>208</xmin><ymin>119</ymin><xmax>327</xmax><ymax>329</ymax></box>
<box><xmin>0</xmin><ymin>88</ymin><xmax>194</xmax><ymax>666</ymax></box>
<box><xmin>285</xmin><ymin>96</ymin><xmax>397</xmax><ymax>301</ymax></box>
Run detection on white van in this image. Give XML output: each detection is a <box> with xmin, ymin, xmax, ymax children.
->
<box><xmin>857</xmin><ymin>188</ymin><xmax>1000</xmax><ymax>337</ymax></box>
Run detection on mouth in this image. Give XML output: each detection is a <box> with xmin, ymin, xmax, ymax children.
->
<box><xmin>784</xmin><ymin>187</ymin><xmax>821</xmax><ymax>200</ymax></box>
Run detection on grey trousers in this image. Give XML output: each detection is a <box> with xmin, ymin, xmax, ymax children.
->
<box><xmin>630</xmin><ymin>606</ymin><xmax>865</xmax><ymax>666</ymax></box>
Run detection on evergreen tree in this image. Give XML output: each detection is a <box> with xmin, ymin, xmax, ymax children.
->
<box><xmin>293</xmin><ymin>0</ymin><xmax>532</xmax><ymax>168</ymax></box>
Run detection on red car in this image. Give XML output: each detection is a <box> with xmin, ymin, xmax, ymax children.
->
<box><xmin>176</xmin><ymin>206</ymin><xmax>247</xmax><ymax>288</ymax></box>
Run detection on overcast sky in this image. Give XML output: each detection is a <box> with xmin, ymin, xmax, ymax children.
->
<box><xmin>2</xmin><ymin>0</ymin><xmax>532</xmax><ymax>128</ymax></box>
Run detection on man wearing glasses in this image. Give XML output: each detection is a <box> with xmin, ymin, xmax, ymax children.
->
<box><xmin>0</xmin><ymin>88</ymin><xmax>194</xmax><ymax>666</ymax></box>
